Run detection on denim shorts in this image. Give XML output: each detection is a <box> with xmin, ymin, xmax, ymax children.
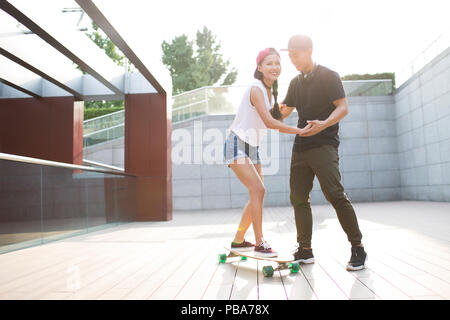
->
<box><xmin>223</xmin><ymin>131</ymin><xmax>261</xmax><ymax>166</ymax></box>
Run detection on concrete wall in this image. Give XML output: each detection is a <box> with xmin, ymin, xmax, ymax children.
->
<box><xmin>171</xmin><ymin>114</ymin><xmax>293</xmax><ymax>210</ymax></box>
<box><xmin>395</xmin><ymin>47</ymin><xmax>450</xmax><ymax>201</ymax></box>
<box><xmin>170</xmin><ymin>95</ymin><xmax>398</xmax><ymax>210</ymax></box>
<box><xmin>336</xmin><ymin>96</ymin><xmax>400</xmax><ymax>203</ymax></box>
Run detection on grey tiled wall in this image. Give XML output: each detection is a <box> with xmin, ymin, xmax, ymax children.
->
<box><xmin>172</xmin><ymin>94</ymin><xmax>399</xmax><ymax>210</ymax></box>
<box><xmin>395</xmin><ymin>48</ymin><xmax>450</xmax><ymax>201</ymax></box>
<box><xmin>336</xmin><ymin>96</ymin><xmax>400</xmax><ymax>204</ymax></box>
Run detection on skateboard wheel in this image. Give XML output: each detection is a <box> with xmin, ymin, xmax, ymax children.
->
<box><xmin>262</xmin><ymin>265</ymin><xmax>274</xmax><ymax>277</ymax></box>
<box><xmin>218</xmin><ymin>253</ymin><xmax>227</xmax><ymax>263</ymax></box>
<box><xmin>289</xmin><ymin>262</ymin><xmax>300</xmax><ymax>273</ymax></box>
<box><xmin>240</xmin><ymin>256</ymin><xmax>248</xmax><ymax>261</ymax></box>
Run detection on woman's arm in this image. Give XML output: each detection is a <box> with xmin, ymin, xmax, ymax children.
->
<box><xmin>250</xmin><ymin>87</ymin><xmax>309</xmax><ymax>135</ymax></box>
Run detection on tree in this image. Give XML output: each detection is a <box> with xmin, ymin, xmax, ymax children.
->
<box><xmin>161</xmin><ymin>26</ymin><xmax>238</xmax><ymax>95</ymax></box>
<box><xmin>86</xmin><ymin>22</ymin><xmax>126</xmax><ymax>67</ymax></box>
<box><xmin>83</xmin><ymin>22</ymin><xmax>132</xmax><ymax>108</ymax></box>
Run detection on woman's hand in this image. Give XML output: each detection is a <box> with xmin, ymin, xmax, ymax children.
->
<box><xmin>300</xmin><ymin>120</ymin><xmax>329</xmax><ymax>136</ymax></box>
<box><xmin>297</xmin><ymin>123</ymin><xmax>313</xmax><ymax>136</ymax></box>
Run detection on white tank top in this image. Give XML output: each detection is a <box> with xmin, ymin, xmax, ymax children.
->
<box><xmin>228</xmin><ymin>80</ymin><xmax>272</xmax><ymax>147</ymax></box>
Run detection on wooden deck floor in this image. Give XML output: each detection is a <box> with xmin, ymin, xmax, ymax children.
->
<box><xmin>0</xmin><ymin>201</ymin><xmax>449</xmax><ymax>300</ymax></box>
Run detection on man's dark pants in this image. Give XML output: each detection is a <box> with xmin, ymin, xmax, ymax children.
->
<box><xmin>289</xmin><ymin>144</ymin><xmax>363</xmax><ymax>248</ymax></box>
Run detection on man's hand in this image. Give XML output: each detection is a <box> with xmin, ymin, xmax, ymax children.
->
<box><xmin>298</xmin><ymin>98</ymin><xmax>348</xmax><ymax>136</ymax></box>
<box><xmin>299</xmin><ymin>120</ymin><xmax>329</xmax><ymax>136</ymax></box>
<box><xmin>278</xmin><ymin>103</ymin><xmax>295</xmax><ymax>120</ymax></box>
<box><xmin>296</xmin><ymin>123</ymin><xmax>313</xmax><ymax>135</ymax></box>
<box><xmin>279</xmin><ymin>103</ymin><xmax>289</xmax><ymax>113</ymax></box>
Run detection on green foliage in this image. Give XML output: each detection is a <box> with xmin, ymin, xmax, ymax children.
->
<box><xmin>161</xmin><ymin>26</ymin><xmax>238</xmax><ymax>95</ymax></box>
<box><xmin>342</xmin><ymin>72</ymin><xmax>396</xmax><ymax>90</ymax></box>
<box><xmin>86</xmin><ymin>22</ymin><xmax>126</xmax><ymax>67</ymax></box>
<box><xmin>84</xmin><ymin>99</ymin><xmax>124</xmax><ymax>110</ymax></box>
<box><xmin>84</xmin><ymin>105</ymin><xmax>124</xmax><ymax>120</ymax></box>
<box><xmin>82</xmin><ymin>22</ymin><xmax>131</xmax><ymax>111</ymax></box>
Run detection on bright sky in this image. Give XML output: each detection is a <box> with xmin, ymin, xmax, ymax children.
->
<box><xmin>91</xmin><ymin>0</ymin><xmax>450</xmax><ymax>87</ymax></box>
<box><xmin>12</xmin><ymin>0</ymin><xmax>450</xmax><ymax>89</ymax></box>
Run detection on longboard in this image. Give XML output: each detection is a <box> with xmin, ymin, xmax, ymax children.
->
<box><xmin>219</xmin><ymin>247</ymin><xmax>300</xmax><ymax>277</ymax></box>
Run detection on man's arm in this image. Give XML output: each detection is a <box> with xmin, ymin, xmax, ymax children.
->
<box><xmin>299</xmin><ymin>97</ymin><xmax>348</xmax><ymax>137</ymax></box>
<box><xmin>279</xmin><ymin>78</ymin><xmax>297</xmax><ymax>120</ymax></box>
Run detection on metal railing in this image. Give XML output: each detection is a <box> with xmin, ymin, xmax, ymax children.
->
<box><xmin>83</xmin><ymin>123</ymin><xmax>124</xmax><ymax>147</ymax></box>
<box><xmin>343</xmin><ymin>79</ymin><xmax>393</xmax><ymax>96</ymax></box>
<box><xmin>171</xmin><ymin>85</ymin><xmax>247</xmax><ymax>123</ymax></box>
<box><xmin>83</xmin><ymin>109</ymin><xmax>125</xmax><ymax>135</ymax></box>
<box><xmin>0</xmin><ymin>152</ymin><xmax>132</xmax><ymax>176</ymax></box>
<box><xmin>0</xmin><ymin>152</ymin><xmax>136</xmax><ymax>254</ymax></box>
<box><xmin>395</xmin><ymin>29</ymin><xmax>450</xmax><ymax>87</ymax></box>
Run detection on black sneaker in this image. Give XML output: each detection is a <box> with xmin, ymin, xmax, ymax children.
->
<box><xmin>293</xmin><ymin>246</ymin><xmax>315</xmax><ymax>264</ymax></box>
<box><xmin>231</xmin><ymin>239</ymin><xmax>255</xmax><ymax>252</ymax></box>
<box><xmin>346</xmin><ymin>246</ymin><xmax>367</xmax><ymax>271</ymax></box>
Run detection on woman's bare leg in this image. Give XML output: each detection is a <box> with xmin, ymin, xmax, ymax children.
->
<box><xmin>229</xmin><ymin>159</ymin><xmax>265</xmax><ymax>245</ymax></box>
<box><xmin>233</xmin><ymin>163</ymin><xmax>264</xmax><ymax>242</ymax></box>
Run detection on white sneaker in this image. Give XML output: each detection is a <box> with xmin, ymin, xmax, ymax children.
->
<box><xmin>254</xmin><ymin>240</ymin><xmax>278</xmax><ymax>258</ymax></box>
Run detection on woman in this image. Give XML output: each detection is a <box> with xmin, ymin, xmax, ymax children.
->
<box><xmin>223</xmin><ymin>48</ymin><xmax>311</xmax><ymax>257</ymax></box>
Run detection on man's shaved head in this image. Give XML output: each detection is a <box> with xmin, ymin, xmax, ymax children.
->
<box><xmin>283</xmin><ymin>34</ymin><xmax>314</xmax><ymax>72</ymax></box>
<box><xmin>287</xmin><ymin>34</ymin><xmax>313</xmax><ymax>51</ymax></box>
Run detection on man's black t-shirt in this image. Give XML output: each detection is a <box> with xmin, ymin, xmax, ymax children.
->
<box><xmin>283</xmin><ymin>64</ymin><xmax>346</xmax><ymax>152</ymax></box>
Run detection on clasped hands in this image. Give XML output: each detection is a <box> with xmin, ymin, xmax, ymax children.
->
<box><xmin>279</xmin><ymin>103</ymin><xmax>328</xmax><ymax>137</ymax></box>
<box><xmin>297</xmin><ymin>120</ymin><xmax>328</xmax><ymax>136</ymax></box>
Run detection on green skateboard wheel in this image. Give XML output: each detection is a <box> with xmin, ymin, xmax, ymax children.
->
<box><xmin>240</xmin><ymin>256</ymin><xmax>248</xmax><ymax>261</ymax></box>
<box><xmin>218</xmin><ymin>253</ymin><xmax>227</xmax><ymax>263</ymax></box>
<box><xmin>289</xmin><ymin>262</ymin><xmax>300</xmax><ymax>273</ymax></box>
<box><xmin>262</xmin><ymin>265</ymin><xmax>274</xmax><ymax>277</ymax></box>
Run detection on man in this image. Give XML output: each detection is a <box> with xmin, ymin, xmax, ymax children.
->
<box><xmin>278</xmin><ymin>34</ymin><xmax>367</xmax><ymax>271</ymax></box>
